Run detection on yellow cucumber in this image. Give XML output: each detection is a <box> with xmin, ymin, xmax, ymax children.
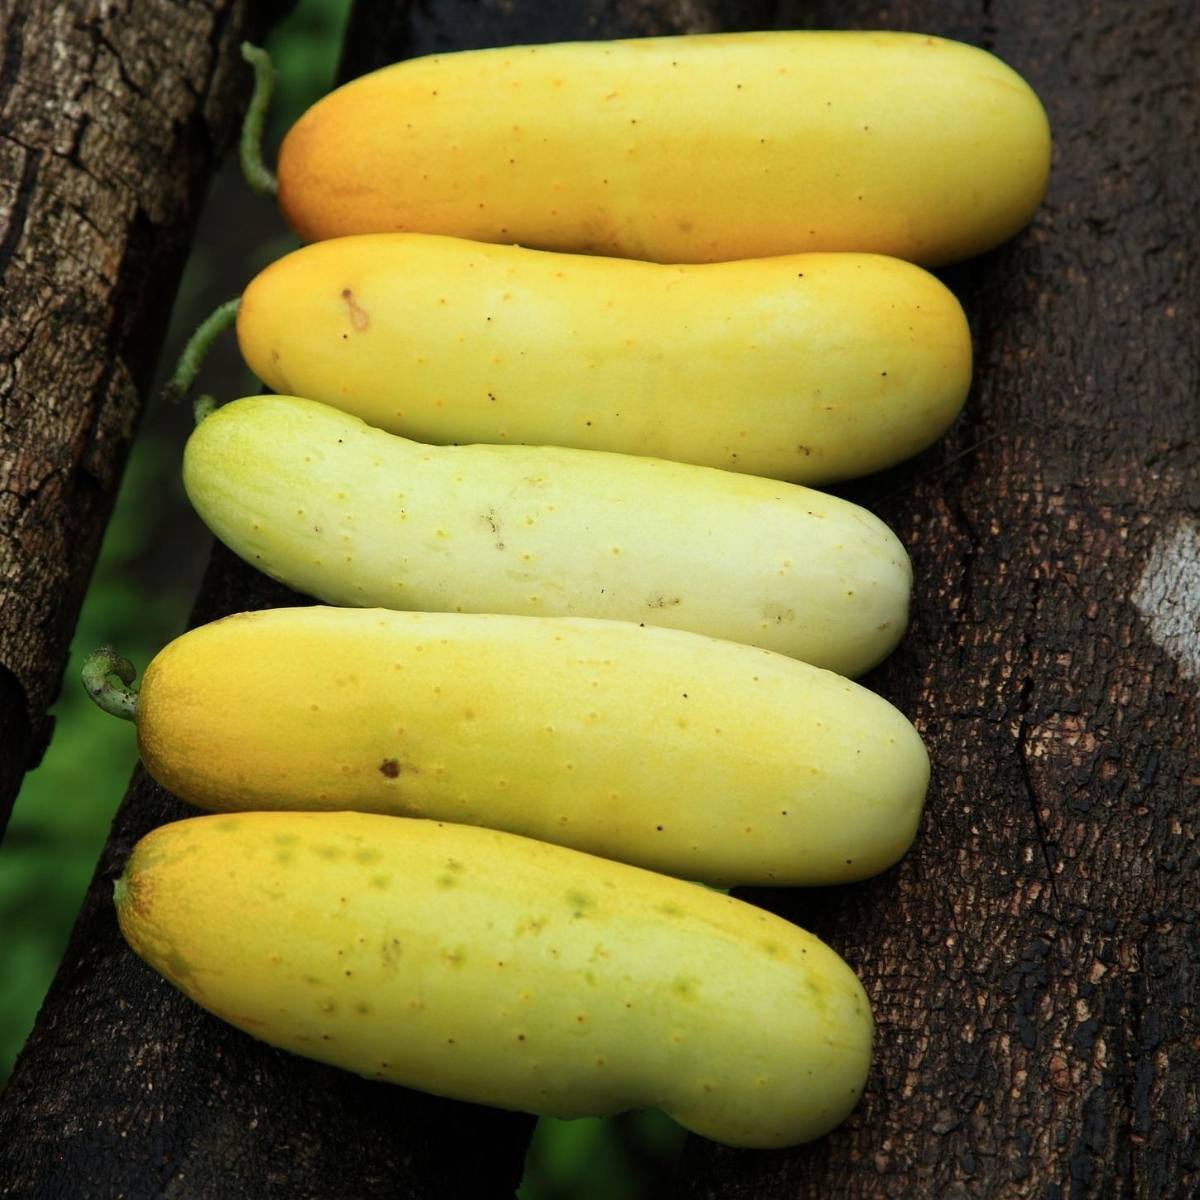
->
<box><xmin>183</xmin><ymin>394</ymin><xmax>911</xmax><ymax>675</ymax></box>
<box><xmin>277</xmin><ymin>31</ymin><xmax>1050</xmax><ymax>266</ymax></box>
<box><xmin>133</xmin><ymin>607</ymin><xmax>929</xmax><ymax>887</ymax></box>
<box><xmin>115</xmin><ymin>810</ymin><xmax>874</xmax><ymax>1147</ymax></box>
<box><xmin>237</xmin><ymin>235</ymin><xmax>972</xmax><ymax>484</ymax></box>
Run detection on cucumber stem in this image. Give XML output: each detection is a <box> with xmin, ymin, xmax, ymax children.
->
<box><xmin>160</xmin><ymin>298</ymin><xmax>240</xmax><ymax>411</ymax></box>
<box><xmin>193</xmin><ymin>394</ymin><xmax>218</xmax><ymax>425</ymax></box>
<box><xmin>240</xmin><ymin>42</ymin><xmax>279</xmax><ymax>197</ymax></box>
<box><xmin>82</xmin><ymin>647</ymin><xmax>139</xmax><ymax>722</ymax></box>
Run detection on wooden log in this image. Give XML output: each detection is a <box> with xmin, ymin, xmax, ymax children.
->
<box><xmin>674</xmin><ymin>1</ymin><xmax>1200</xmax><ymax>1196</ymax></box>
<box><xmin>0</xmin><ymin>0</ymin><xmax>292</xmax><ymax>839</ymax></box>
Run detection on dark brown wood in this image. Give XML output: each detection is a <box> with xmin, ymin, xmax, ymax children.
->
<box><xmin>674</xmin><ymin>1</ymin><xmax>1200</xmax><ymax>1197</ymax></box>
<box><xmin>0</xmin><ymin>0</ymin><xmax>287</xmax><ymax>838</ymax></box>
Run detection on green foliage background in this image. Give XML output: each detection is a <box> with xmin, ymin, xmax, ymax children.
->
<box><xmin>0</xmin><ymin>3</ymin><xmax>683</xmax><ymax>1194</ymax></box>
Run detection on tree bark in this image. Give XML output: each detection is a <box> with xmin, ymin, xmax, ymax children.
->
<box><xmin>0</xmin><ymin>0</ymin><xmax>288</xmax><ymax>839</ymax></box>
<box><xmin>674</xmin><ymin>1</ymin><xmax>1200</xmax><ymax>1196</ymax></box>
<box><xmin>2</xmin><ymin>1</ymin><xmax>1196</xmax><ymax>1198</ymax></box>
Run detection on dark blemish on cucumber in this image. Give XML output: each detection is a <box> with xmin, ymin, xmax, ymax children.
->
<box><xmin>647</xmin><ymin>596</ymin><xmax>681</xmax><ymax>609</ymax></box>
<box><xmin>482</xmin><ymin>509</ymin><xmax>505</xmax><ymax>550</ymax></box>
<box><xmin>380</xmin><ymin>759</ymin><xmax>401</xmax><ymax>778</ymax></box>
<box><xmin>341</xmin><ymin>288</ymin><xmax>369</xmax><ymax>331</ymax></box>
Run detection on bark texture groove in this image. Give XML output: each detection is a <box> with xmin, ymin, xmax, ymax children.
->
<box><xmin>1</xmin><ymin>1</ymin><xmax>1196</xmax><ymax>1197</ymax></box>
<box><xmin>0</xmin><ymin>0</ymin><xmax>283</xmax><ymax>835</ymax></box>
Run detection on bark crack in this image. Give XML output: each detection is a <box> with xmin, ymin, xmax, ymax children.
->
<box><xmin>0</xmin><ymin>144</ymin><xmax>41</xmax><ymax>279</ymax></box>
<box><xmin>1014</xmin><ymin>574</ymin><xmax>1062</xmax><ymax>913</ymax></box>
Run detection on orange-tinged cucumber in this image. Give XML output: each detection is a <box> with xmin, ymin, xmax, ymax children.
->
<box><xmin>238</xmin><ymin>236</ymin><xmax>973</xmax><ymax>485</ymax></box>
<box><xmin>115</xmin><ymin>810</ymin><xmax>874</xmax><ymax>1147</ymax></box>
<box><xmin>277</xmin><ymin>31</ymin><xmax>1050</xmax><ymax>266</ymax></box>
<box><xmin>126</xmin><ymin>607</ymin><xmax>929</xmax><ymax>887</ymax></box>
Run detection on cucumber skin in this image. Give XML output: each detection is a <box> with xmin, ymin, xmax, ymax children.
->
<box><xmin>183</xmin><ymin>394</ymin><xmax>913</xmax><ymax>676</ymax></box>
<box><xmin>115</xmin><ymin>810</ymin><xmax>874</xmax><ymax>1148</ymax></box>
<box><xmin>238</xmin><ymin>235</ymin><xmax>973</xmax><ymax>485</ymax></box>
<box><xmin>277</xmin><ymin>32</ymin><xmax>1050</xmax><ymax>266</ymax></box>
<box><xmin>134</xmin><ymin>607</ymin><xmax>929</xmax><ymax>888</ymax></box>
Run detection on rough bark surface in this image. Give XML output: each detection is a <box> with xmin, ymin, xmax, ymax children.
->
<box><xmin>0</xmin><ymin>0</ymin><xmax>285</xmax><ymax>838</ymax></box>
<box><xmin>2</xmin><ymin>0</ymin><xmax>1197</xmax><ymax>1198</ymax></box>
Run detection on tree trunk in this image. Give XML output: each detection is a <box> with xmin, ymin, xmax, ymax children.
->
<box><xmin>2</xmin><ymin>1</ymin><xmax>1196</xmax><ymax>1198</ymax></box>
<box><xmin>675</xmin><ymin>1</ymin><xmax>1200</xmax><ymax>1196</ymax></box>
<box><xmin>0</xmin><ymin>0</ymin><xmax>287</xmax><ymax>839</ymax></box>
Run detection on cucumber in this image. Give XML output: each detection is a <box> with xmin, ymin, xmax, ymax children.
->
<box><xmin>237</xmin><ymin>235</ymin><xmax>972</xmax><ymax>485</ymax></box>
<box><xmin>277</xmin><ymin>31</ymin><xmax>1050</xmax><ymax>265</ymax></box>
<box><xmin>115</xmin><ymin>810</ymin><xmax>874</xmax><ymax>1148</ymax></box>
<box><xmin>183</xmin><ymin>394</ymin><xmax>913</xmax><ymax>676</ymax></box>
<box><xmin>132</xmin><ymin>607</ymin><xmax>929</xmax><ymax>887</ymax></box>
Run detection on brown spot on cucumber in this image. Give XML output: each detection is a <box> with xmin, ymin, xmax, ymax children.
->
<box><xmin>341</xmin><ymin>288</ymin><xmax>369</xmax><ymax>331</ymax></box>
<box><xmin>379</xmin><ymin>759</ymin><xmax>401</xmax><ymax>778</ymax></box>
<box><xmin>482</xmin><ymin>508</ymin><xmax>505</xmax><ymax>549</ymax></box>
<box><xmin>380</xmin><ymin>938</ymin><xmax>402</xmax><ymax>972</ymax></box>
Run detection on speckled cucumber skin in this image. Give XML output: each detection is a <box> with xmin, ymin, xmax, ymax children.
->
<box><xmin>134</xmin><ymin>608</ymin><xmax>929</xmax><ymax>887</ymax></box>
<box><xmin>183</xmin><ymin>394</ymin><xmax>913</xmax><ymax>675</ymax></box>
<box><xmin>115</xmin><ymin>811</ymin><xmax>874</xmax><ymax>1147</ymax></box>
<box><xmin>276</xmin><ymin>32</ymin><xmax>1050</xmax><ymax>267</ymax></box>
<box><xmin>237</xmin><ymin>236</ymin><xmax>972</xmax><ymax>485</ymax></box>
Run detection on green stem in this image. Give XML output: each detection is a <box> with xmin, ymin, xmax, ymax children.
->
<box><xmin>82</xmin><ymin>647</ymin><xmax>139</xmax><ymax>722</ymax></box>
<box><xmin>160</xmin><ymin>298</ymin><xmax>240</xmax><ymax>410</ymax></box>
<box><xmin>240</xmin><ymin>42</ymin><xmax>279</xmax><ymax>197</ymax></box>
<box><xmin>193</xmin><ymin>394</ymin><xmax>218</xmax><ymax>425</ymax></box>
